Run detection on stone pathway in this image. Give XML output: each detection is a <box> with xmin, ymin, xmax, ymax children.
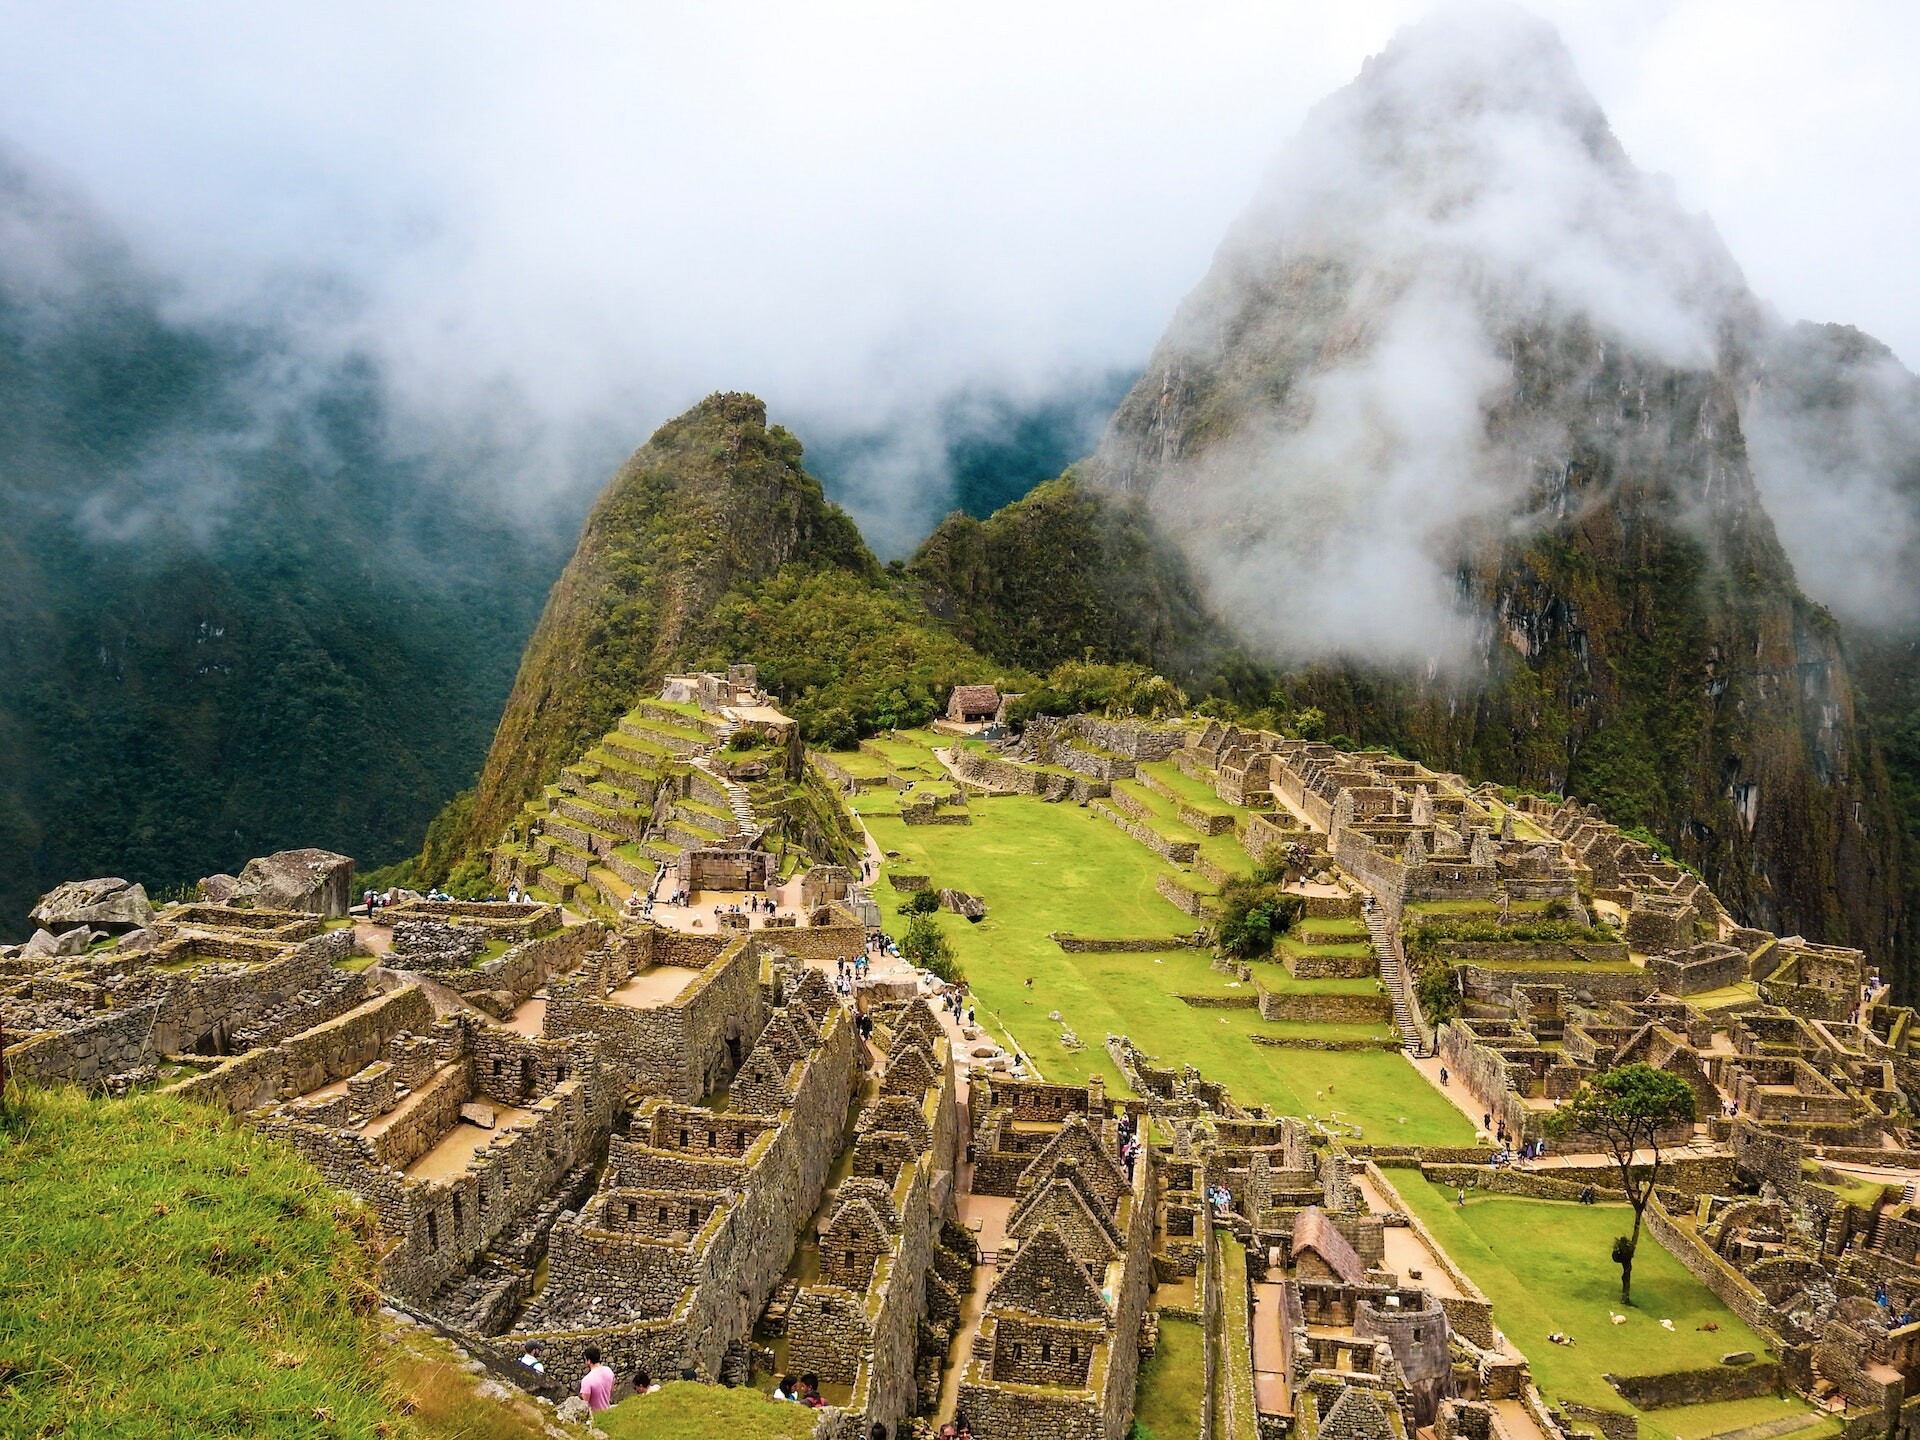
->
<box><xmin>1250</xmin><ymin>1279</ymin><xmax>1290</xmax><ymax>1413</ymax></box>
<box><xmin>935</xmin><ymin>1190</ymin><xmax>1013</xmax><ymax>1424</ymax></box>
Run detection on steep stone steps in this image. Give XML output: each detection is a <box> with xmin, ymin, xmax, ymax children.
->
<box><xmin>1366</xmin><ymin>906</ymin><xmax>1430</xmax><ymax>1056</ymax></box>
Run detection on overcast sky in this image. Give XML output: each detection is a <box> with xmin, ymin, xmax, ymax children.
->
<box><xmin>1</xmin><ymin>1</ymin><xmax>1915</xmax><ymax>478</ymax></box>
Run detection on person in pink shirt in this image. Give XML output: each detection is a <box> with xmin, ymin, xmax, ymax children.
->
<box><xmin>579</xmin><ymin>1348</ymin><xmax>616</xmax><ymax>1412</ymax></box>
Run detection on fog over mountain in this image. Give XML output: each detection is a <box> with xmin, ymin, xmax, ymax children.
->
<box><xmin>4</xmin><ymin>0</ymin><xmax>1920</xmax><ymax>949</ymax></box>
<box><xmin>0</xmin><ymin>1</ymin><xmax>1917</xmax><ymax>557</ymax></box>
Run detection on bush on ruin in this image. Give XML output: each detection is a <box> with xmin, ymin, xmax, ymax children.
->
<box><xmin>1214</xmin><ymin>879</ymin><xmax>1304</xmax><ymax>959</ymax></box>
<box><xmin>1413</xmin><ymin>960</ymin><xmax>1461</xmax><ymax>1024</ymax></box>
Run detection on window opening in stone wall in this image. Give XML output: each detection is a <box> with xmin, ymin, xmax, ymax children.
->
<box><xmin>478</xmin><ymin>1183</ymin><xmax>487</xmax><ymax>1212</ymax></box>
<box><xmin>659</xmin><ymin>1205</ymin><xmax>669</xmax><ymax>1223</ymax></box>
<box><xmin>452</xmin><ymin>1193</ymin><xmax>463</xmax><ymax>1228</ymax></box>
<box><xmin>1041</xmin><ymin>1341</ymin><xmax>1051</xmax><ymax>1363</ymax></box>
<box><xmin>426</xmin><ymin>1213</ymin><xmax>438</xmax><ymax>1251</ymax></box>
<box><xmin>679</xmin><ymin>1129</ymin><xmax>689</xmax><ymax>1147</ymax></box>
<box><xmin>520</xmin><ymin>1057</ymin><xmax>534</xmax><ymax>1092</ymax></box>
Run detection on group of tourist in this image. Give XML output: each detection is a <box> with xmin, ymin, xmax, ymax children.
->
<box><xmin>833</xmin><ymin>955</ymin><xmax>865</xmax><ymax>997</ymax></box>
<box><xmin>624</xmin><ymin>890</ymin><xmax>656</xmax><ymax>923</ymax></box>
<box><xmin>520</xmin><ymin>1342</ymin><xmax>689</xmax><ymax>1414</ymax></box>
<box><xmin>1118</xmin><ymin>1109</ymin><xmax>1143</xmax><ymax>1179</ymax></box>
<box><xmin>935</xmin><ymin>1417</ymin><xmax>977</xmax><ymax>1440</ymax></box>
<box><xmin>1208</xmin><ymin>1183</ymin><xmax>1233</xmax><ymax>1216</ymax></box>
<box><xmin>936</xmin><ymin>984</ymin><xmax>975</xmax><ymax>1029</ymax></box>
<box><xmin>772</xmin><ymin>1373</ymin><xmax>828</xmax><ymax>1405</ymax></box>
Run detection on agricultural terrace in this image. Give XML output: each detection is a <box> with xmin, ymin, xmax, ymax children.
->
<box><xmin>845</xmin><ymin>732</ymin><xmax>1475</xmax><ymax>1146</ymax></box>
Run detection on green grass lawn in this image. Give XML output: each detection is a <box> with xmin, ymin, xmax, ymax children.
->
<box><xmin>1388</xmin><ymin>1173</ymin><xmax>1836</xmax><ymax>1440</ymax></box>
<box><xmin>858</xmin><ymin>790</ymin><xmax>1473</xmax><ymax>1144</ymax></box>
<box><xmin>1134</xmin><ymin>1317</ymin><xmax>1205</xmax><ymax>1440</ymax></box>
<box><xmin>600</xmin><ymin>1380</ymin><xmax>818</xmax><ymax>1440</ymax></box>
<box><xmin>1137</xmin><ymin>759</ymin><xmax>1237</xmax><ymax>816</ymax></box>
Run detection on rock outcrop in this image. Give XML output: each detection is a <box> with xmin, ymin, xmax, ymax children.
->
<box><xmin>29</xmin><ymin>878</ymin><xmax>154</xmax><ymax>935</ymax></box>
<box><xmin>232</xmin><ymin>849</ymin><xmax>354</xmax><ymax>917</ymax></box>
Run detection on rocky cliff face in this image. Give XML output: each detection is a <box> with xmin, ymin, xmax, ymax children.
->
<box><xmin>462</xmin><ymin>393</ymin><xmax>874</xmax><ymax>847</ymax></box>
<box><xmin>1077</xmin><ymin>10</ymin><xmax>1905</xmax><ymax>972</ymax></box>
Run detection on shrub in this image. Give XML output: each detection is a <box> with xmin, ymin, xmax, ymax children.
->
<box><xmin>1215</xmin><ymin>879</ymin><xmax>1305</xmax><ymax>960</ymax></box>
<box><xmin>1402</xmin><ymin>916</ymin><xmax>1615</xmax><ymax>958</ymax></box>
<box><xmin>900</xmin><ymin>888</ymin><xmax>941</xmax><ymax>916</ymax></box>
<box><xmin>1414</xmin><ymin>960</ymin><xmax>1461</xmax><ymax>1024</ymax></box>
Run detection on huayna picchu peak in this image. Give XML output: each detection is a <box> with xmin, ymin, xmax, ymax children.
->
<box><xmin>9</xmin><ymin>9</ymin><xmax>1920</xmax><ymax>1440</ymax></box>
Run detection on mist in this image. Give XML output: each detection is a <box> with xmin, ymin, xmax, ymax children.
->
<box><xmin>1102</xmin><ymin>3</ymin><xmax>1920</xmax><ymax>669</ymax></box>
<box><xmin>0</xmin><ymin>2</ymin><xmax>1917</xmax><ymax>561</ymax></box>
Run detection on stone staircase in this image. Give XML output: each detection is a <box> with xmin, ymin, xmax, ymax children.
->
<box><xmin>1367</xmin><ymin>905</ymin><xmax>1431</xmax><ymax>1056</ymax></box>
<box><xmin>494</xmin><ymin>703</ymin><xmax>728</xmax><ymax>914</ymax></box>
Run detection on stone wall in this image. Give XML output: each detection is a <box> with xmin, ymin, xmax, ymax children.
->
<box><xmin>166</xmin><ymin>984</ymin><xmax>436</xmax><ymax>1115</ymax></box>
<box><xmin>1642</xmin><ymin>1199</ymin><xmax>1801</xmax><ymax>1346</ymax></box>
<box><xmin>1605</xmin><ymin>1364</ymin><xmax>1782</xmax><ymax>1409</ymax></box>
<box><xmin>1456</xmin><ymin>965</ymin><xmax>1654</xmax><ymax>1006</ymax></box>
<box><xmin>4</xmin><ymin>1000</ymin><xmax>161</xmax><ymax>1084</ymax></box>
<box><xmin>1092</xmin><ymin>801</ymin><xmax>1199</xmax><ymax>865</ymax></box>
<box><xmin>512</xmin><ymin>1006</ymin><xmax>860</xmax><ymax>1380</ymax></box>
<box><xmin>431</xmin><ymin>922</ymin><xmax>608</xmax><ymax>1015</ymax></box>
<box><xmin>543</xmin><ymin>935</ymin><xmax>763</xmax><ymax>1102</ymax></box>
<box><xmin>1257</xmin><ymin>988</ymin><xmax>1392</xmax><ymax>1026</ymax></box>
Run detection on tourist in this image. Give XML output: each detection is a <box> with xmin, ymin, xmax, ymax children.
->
<box><xmin>632</xmin><ymin>1369</ymin><xmax>660</xmax><ymax>1395</ymax></box>
<box><xmin>1455</xmin><ymin>1188</ymin><xmax>1465</xmax><ymax>1206</ymax></box>
<box><xmin>870</xmin><ymin>1426</ymin><xmax>889</xmax><ymax>1440</ymax></box>
<box><xmin>801</xmin><ymin>1373</ymin><xmax>828</xmax><ymax>1408</ymax></box>
<box><xmin>518</xmin><ymin>1340</ymin><xmax>545</xmax><ymax>1375</ymax></box>
<box><xmin>1438</xmin><ymin>1066</ymin><xmax>1449</xmax><ymax>1085</ymax></box>
<box><xmin>956</xmin><ymin>1417</ymin><xmax>973</xmax><ymax>1440</ymax></box>
<box><xmin>579</xmin><ymin>1348</ymin><xmax>616</xmax><ymax>1412</ymax></box>
<box><xmin>774</xmin><ymin>1375</ymin><xmax>801</xmax><ymax>1402</ymax></box>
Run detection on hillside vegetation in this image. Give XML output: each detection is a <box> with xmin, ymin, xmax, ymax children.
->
<box><xmin>0</xmin><ymin>1084</ymin><xmax>568</xmax><ymax>1440</ymax></box>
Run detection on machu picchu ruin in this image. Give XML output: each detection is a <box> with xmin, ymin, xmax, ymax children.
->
<box><xmin>10</xmin><ymin>9</ymin><xmax>1920</xmax><ymax>1440</ymax></box>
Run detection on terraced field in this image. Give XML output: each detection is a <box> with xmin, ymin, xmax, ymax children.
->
<box><xmin>848</xmin><ymin>730</ymin><xmax>1474</xmax><ymax>1145</ymax></box>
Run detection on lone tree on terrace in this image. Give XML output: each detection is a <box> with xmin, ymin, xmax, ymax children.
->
<box><xmin>1544</xmin><ymin>1062</ymin><xmax>1696</xmax><ymax>1304</ymax></box>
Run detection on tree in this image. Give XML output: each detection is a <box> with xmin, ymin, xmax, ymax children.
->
<box><xmin>1413</xmin><ymin>961</ymin><xmax>1460</xmax><ymax>1024</ymax></box>
<box><xmin>900</xmin><ymin>912</ymin><xmax>961</xmax><ymax>982</ymax></box>
<box><xmin>900</xmin><ymin>887</ymin><xmax>941</xmax><ymax>916</ymax></box>
<box><xmin>1543</xmin><ymin>1063</ymin><xmax>1697</xmax><ymax>1303</ymax></box>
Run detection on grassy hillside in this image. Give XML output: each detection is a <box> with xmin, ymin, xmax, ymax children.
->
<box><xmin>0</xmin><ymin>1084</ymin><xmax>567</xmax><ymax>1440</ymax></box>
<box><xmin>907</xmin><ymin>475</ymin><xmax>1212</xmax><ymax>674</ymax></box>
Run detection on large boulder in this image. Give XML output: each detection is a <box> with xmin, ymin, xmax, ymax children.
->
<box><xmin>197</xmin><ymin>873</ymin><xmax>240</xmax><ymax>905</ymax></box>
<box><xmin>29</xmin><ymin>878</ymin><xmax>155</xmax><ymax>935</ymax></box>
<box><xmin>232</xmin><ymin>849</ymin><xmax>355</xmax><ymax>917</ymax></box>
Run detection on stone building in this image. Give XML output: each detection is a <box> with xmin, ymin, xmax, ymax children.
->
<box><xmin>958</xmin><ymin>1078</ymin><xmax>1156</xmax><ymax>1440</ymax></box>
